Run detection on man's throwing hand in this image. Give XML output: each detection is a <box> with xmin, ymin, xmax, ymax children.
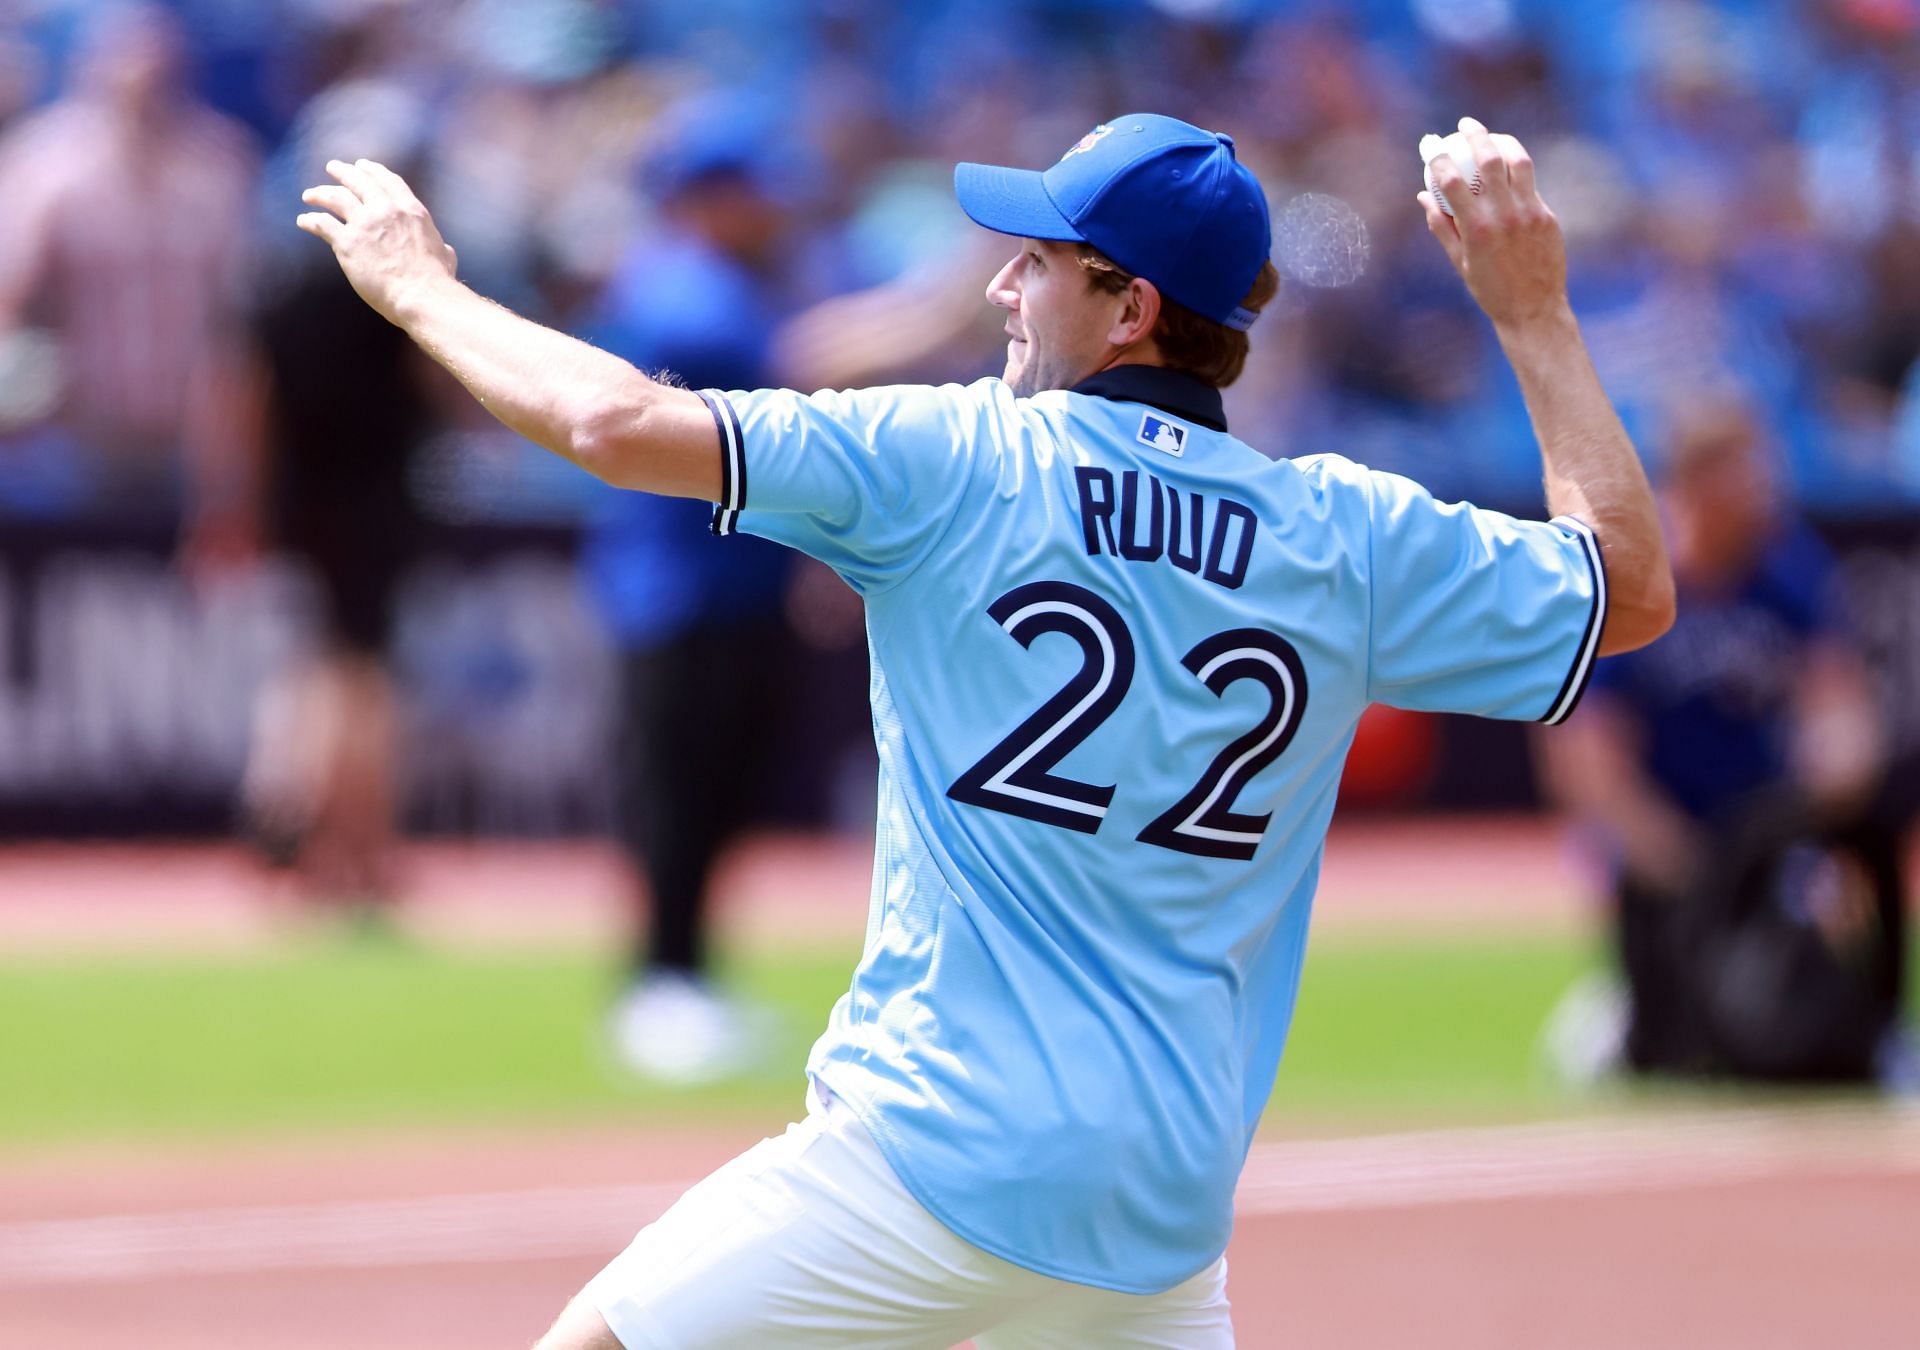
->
<box><xmin>1418</xmin><ymin>119</ymin><xmax>1567</xmax><ymax>332</ymax></box>
<box><xmin>296</xmin><ymin>159</ymin><xmax>458</xmax><ymax>326</ymax></box>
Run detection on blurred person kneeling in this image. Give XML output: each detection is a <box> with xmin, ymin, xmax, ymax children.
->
<box><xmin>1540</xmin><ymin>401</ymin><xmax>1914</xmax><ymax>1090</ymax></box>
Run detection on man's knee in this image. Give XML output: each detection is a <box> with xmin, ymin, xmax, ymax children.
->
<box><xmin>531</xmin><ymin>1295</ymin><xmax>624</xmax><ymax>1350</ymax></box>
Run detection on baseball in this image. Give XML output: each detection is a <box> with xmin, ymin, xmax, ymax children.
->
<box><xmin>1420</xmin><ymin>131</ymin><xmax>1482</xmax><ymax>218</ymax></box>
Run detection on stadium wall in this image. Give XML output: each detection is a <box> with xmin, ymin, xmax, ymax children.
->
<box><xmin>1</xmin><ymin>516</ymin><xmax>1915</xmax><ymax>838</ymax></box>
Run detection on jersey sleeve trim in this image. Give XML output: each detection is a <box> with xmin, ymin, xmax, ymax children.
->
<box><xmin>1540</xmin><ymin>514</ymin><xmax>1608</xmax><ymax>725</ymax></box>
<box><xmin>699</xmin><ymin>389</ymin><xmax>746</xmax><ymax>537</ymax></box>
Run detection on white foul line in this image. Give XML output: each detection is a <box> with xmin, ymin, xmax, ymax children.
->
<box><xmin>1</xmin><ymin>1106</ymin><xmax>1916</xmax><ymax>1286</ymax></box>
<box><xmin>1234</xmin><ymin>1104</ymin><xmax>1920</xmax><ymax>1214</ymax></box>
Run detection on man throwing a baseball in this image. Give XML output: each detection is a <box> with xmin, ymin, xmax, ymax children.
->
<box><xmin>299</xmin><ymin>114</ymin><xmax>1672</xmax><ymax>1348</ymax></box>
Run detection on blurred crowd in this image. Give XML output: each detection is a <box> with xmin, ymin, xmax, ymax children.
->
<box><xmin>0</xmin><ymin>0</ymin><xmax>1918</xmax><ymax>532</ymax></box>
<box><xmin>0</xmin><ymin>0</ymin><xmax>1913</xmax><ymax>1086</ymax></box>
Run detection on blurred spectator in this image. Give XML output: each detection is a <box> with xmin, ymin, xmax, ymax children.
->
<box><xmin>581</xmin><ymin>100</ymin><xmax>801</xmax><ymax>1082</ymax></box>
<box><xmin>238</xmin><ymin>80</ymin><xmax>435</xmax><ymax>922</ymax></box>
<box><xmin>0</xmin><ymin>0</ymin><xmax>1917</xmax><ymax>895</ymax></box>
<box><xmin>0</xmin><ymin>3</ymin><xmax>258</xmax><ymax>534</ymax></box>
<box><xmin>0</xmin><ymin>0</ymin><xmax>1915</xmax><ymax>518</ymax></box>
<box><xmin>1539</xmin><ymin>402</ymin><xmax>1912</xmax><ymax>1089</ymax></box>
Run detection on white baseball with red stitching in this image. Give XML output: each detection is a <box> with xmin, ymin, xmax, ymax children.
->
<box><xmin>1420</xmin><ymin>131</ymin><xmax>1483</xmax><ymax>218</ymax></box>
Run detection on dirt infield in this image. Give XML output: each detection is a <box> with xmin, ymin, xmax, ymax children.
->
<box><xmin>2</xmin><ymin>1105</ymin><xmax>1917</xmax><ymax>1348</ymax></box>
<box><xmin>4</xmin><ymin>822</ymin><xmax>1916</xmax><ymax>1347</ymax></box>
<box><xmin>0</xmin><ymin>815</ymin><xmax>1600</xmax><ymax>955</ymax></box>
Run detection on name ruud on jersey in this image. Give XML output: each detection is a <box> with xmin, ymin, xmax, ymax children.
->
<box><xmin>1074</xmin><ymin>466</ymin><xmax>1257</xmax><ymax>591</ymax></box>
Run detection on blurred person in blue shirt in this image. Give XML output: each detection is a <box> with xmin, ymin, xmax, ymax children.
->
<box><xmin>581</xmin><ymin>99</ymin><xmax>799</xmax><ymax>1082</ymax></box>
<box><xmin>1541</xmin><ymin>400</ymin><xmax>1911</xmax><ymax>1087</ymax></box>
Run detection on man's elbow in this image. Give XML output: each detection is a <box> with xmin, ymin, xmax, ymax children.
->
<box><xmin>569</xmin><ymin>397</ymin><xmax>653</xmax><ymax>490</ymax></box>
<box><xmin>1599</xmin><ymin>567</ymin><xmax>1676</xmax><ymax>656</ymax></box>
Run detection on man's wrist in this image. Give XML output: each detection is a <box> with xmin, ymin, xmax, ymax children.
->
<box><xmin>388</xmin><ymin>270</ymin><xmax>465</xmax><ymax>335</ymax></box>
<box><xmin>1490</xmin><ymin>298</ymin><xmax>1579</xmax><ymax>350</ymax></box>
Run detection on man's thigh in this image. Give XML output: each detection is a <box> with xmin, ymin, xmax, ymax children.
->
<box><xmin>577</xmin><ymin>1097</ymin><xmax>1004</xmax><ymax>1349</ymax></box>
<box><xmin>973</xmin><ymin>1258</ymin><xmax>1233</xmax><ymax>1350</ymax></box>
<box><xmin>531</xmin><ymin>1294</ymin><xmax>623</xmax><ymax>1350</ymax></box>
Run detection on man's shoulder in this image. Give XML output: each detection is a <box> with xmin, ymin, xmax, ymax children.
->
<box><xmin>718</xmin><ymin>378</ymin><xmax>1011</xmax><ymax>455</ymax></box>
<box><xmin>947</xmin><ymin>375</ymin><xmax>1016</xmax><ymax>409</ymax></box>
<box><xmin>1267</xmin><ymin>449</ymin><xmax>1395</xmax><ymax>509</ymax></box>
<box><xmin>754</xmin><ymin>376</ymin><xmax>1008</xmax><ymax>417</ymax></box>
<box><xmin>1290</xmin><ymin>449</ymin><xmax>1448</xmax><ymax>488</ymax></box>
<box><xmin>1284</xmin><ymin>454</ymin><xmax>1503</xmax><ymax>525</ymax></box>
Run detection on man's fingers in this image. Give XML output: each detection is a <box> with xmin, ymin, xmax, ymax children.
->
<box><xmin>326</xmin><ymin>158</ymin><xmax>382</xmax><ymax>204</ymax></box>
<box><xmin>1426</xmin><ymin>151</ymin><xmax>1477</xmax><ymax>217</ymax></box>
<box><xmin>295</xmin><ymin>211</ymin><xmax>341</xmax><ymax>244</ymax></box>
<box><xmin>1492</xmin><ymin>132</ymin><xmax>1537</xmax><ymax>197</ymax></box>
<box><xmin>358</xmin><ymin>159</ymin><xmax>422</xmax><ymax>209</ymax></box>
<box><xmin>300</xmin><ymin>185</ymin><xmax>358</xmax><ymax>221</ymax></box>
<box><xmin>1456</xmin><ymin>116</ymin><xmax>1510</xmax><ymax>194</ymax></box>
<box><xmin>1417</xmin><ymin>191</ymin><xmax>1465</xmax><ymax>269</ymax></box>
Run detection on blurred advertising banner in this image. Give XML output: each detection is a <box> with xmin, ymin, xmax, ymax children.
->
<box><xmin>0</xmin><ymin>516</ymin><xmax>1915</xmax><ymax>839</ymax></box>
<box><xmin>0</xmin><ymin>522</ymin><xmax>615</xmax><ymax>837</ymax></box>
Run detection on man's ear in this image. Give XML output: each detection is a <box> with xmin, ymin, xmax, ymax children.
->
<box><xmin>1108</xmin><ymin>277</ymin><xmax>1162</xmax><ymax>348</ymax></box>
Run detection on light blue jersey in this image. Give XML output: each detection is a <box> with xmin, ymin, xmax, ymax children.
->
<box><xmin>699</xmin><ymin>366</ymin><xmax>1605</xmax><ymax>1294</ymax></box>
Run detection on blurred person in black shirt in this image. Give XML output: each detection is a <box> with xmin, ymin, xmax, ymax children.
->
<box><xmin>1540</xmin><ymin>400</ymin><xmax>1912</xmax><ymax>1088</ymax></box>
<box><xmin>239</xmin><ymin>83</ymin><xmax>433</xmax><ymax>921</ymax></box>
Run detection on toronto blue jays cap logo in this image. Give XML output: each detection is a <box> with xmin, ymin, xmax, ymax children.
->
<box><xmin>1061</xmin><ymin>124</ymin><xmax>1113</xmax><ymax>161</ymax></box>
<box><xmin>1137</xmin><ymin>411</ymin><xmax>1188</xmax><ymax>456</ymax></box>
<box><xmin>955</xmin><ymin>112</ymin><xmax>1272</xmax><ymax>331</ymax></box>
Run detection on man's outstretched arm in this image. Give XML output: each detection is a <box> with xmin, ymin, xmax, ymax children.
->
<box><xmin>1421</xmin><ymin>119</ymin><xmax>1676</xmax><ymax>656</ymax></box>
<box><xmin>296</xmin><ymin>157</ymin><xmax>720</xmax><ymax>499</ymax></box>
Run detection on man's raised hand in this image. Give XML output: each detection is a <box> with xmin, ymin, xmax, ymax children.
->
<box><xmin>1418</xmin><ymin>118</ymin><xmax>1568</xmax><ymax>333</ymax></box>
<box><xmin>296</xmin><ymin>159</ymin><xmax>458</xmax><ymax>326</ymax></box>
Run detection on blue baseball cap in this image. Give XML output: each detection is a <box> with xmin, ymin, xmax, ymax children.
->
<box><xmin>643</xmin><ymin>91</ymin><xmax>797</xmax><ymax>202</ymax></box>
<box><xmin>954</xmin><ymin>114</ymin><xmax>1273</xmax><ymax>331</ymax></box>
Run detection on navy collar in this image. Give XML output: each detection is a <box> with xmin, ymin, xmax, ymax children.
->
<box><xmin>1068</xmin><ymin>364</ymin><xmax>1227</xmax><ymax>433</ymax></box>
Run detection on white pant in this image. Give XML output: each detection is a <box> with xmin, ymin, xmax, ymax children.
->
<box><xmin>583</xmin><ymin>1085</ymin><xmax>1233</xmax><ymax>1348</ymax></box>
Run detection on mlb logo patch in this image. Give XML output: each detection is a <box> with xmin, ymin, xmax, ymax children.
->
<box><xmin>1137</xmin><ymin>412</ymin><xmax>1188</xmax><ymax>456</ymax></box>
<box><xmin>1061</xmin><ymin>124</ymin><xmax>1113</xmax><ymax>160</ymax></box>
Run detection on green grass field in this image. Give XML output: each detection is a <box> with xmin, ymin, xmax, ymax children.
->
<box><xmin>1</xmin><ymin>927</ymin><xmax>1909</xmax><ymax>1149</ymax></box>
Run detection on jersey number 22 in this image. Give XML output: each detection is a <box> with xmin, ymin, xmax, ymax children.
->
<box><xmin>947</xmin><ymin>580</ymin><xmax>1308</xmax><ymax>861</ymax></box>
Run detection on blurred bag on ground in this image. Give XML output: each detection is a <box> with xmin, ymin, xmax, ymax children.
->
<box><xmin>1673</xmin><ymin>792</ymin><xmax>1906</xmax><ymax>1083</ymax></box>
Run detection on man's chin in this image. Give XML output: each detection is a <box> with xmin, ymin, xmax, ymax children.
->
<box><xmin>1005</xmin><ymin>355</ymin><xmax>1042</xmax><ymax>398</ymax></box>
<box><xmin>1004</xmin><ymin>350</ymin><xmax>1086</xmax><ymax>398</ymax></box>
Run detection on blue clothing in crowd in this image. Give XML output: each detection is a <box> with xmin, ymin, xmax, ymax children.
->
<box><xmin>1587</xmin><ymin>525</ymin><xmax>1839</xmax><ymax>824</ymax></box>
<box><xmin>580</xmin><ymin>229</ymin><xmax>791</xmax><ymax>648</ymax></box>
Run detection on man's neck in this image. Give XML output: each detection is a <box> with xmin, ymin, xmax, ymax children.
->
<box><xmin>1091</xmin><ymin>339</ymin><xmax>1166</xmax><ymax>378</ymax></box>
<box><xmin>1068</xmin><ymin>363</ymin><xmax>1227</xmax><ymax>433</ymax></box>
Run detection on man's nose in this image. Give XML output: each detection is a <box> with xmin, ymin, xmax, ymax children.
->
<box><xmin>985</xmin><ymin>258</ymin><xmax>1020</xmax><ymax>310</ymax></box>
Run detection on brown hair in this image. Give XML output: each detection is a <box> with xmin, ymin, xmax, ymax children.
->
<box><xmin>1075</xmin><ymin>244</ymin><xmax>1280</xmax><ymax>388</ymax></box>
